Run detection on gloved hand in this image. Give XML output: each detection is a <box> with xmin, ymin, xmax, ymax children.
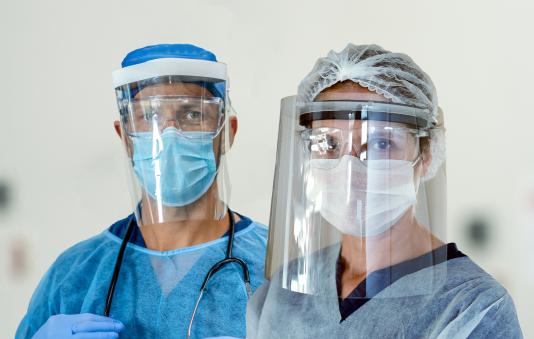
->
<box><xmin>32</xmin><ymin>313</ymin><xmax>124</xmax><ymax>339</ymax></box>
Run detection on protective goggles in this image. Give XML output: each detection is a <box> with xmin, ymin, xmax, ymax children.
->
<box><xmin>298</xmin><ymin>100</ymin><xmax>431</xmax><ymax>168</ymax></box>
<box><xmin>118</xmin><ymin>95</ymin><xmax>225</xmax><ymax>139</ymax></box>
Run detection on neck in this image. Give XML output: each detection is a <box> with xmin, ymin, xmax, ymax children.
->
<box><xmin>338</xmin><ymin>208</ymin><xmax>443</xmax><ymax>297</ymax></box>
<box><xmin>138</xmin><ymin>184</ymin><xmax>237</xmax><ymax>251</ymax></box>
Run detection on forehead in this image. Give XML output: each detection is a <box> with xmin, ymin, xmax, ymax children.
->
<box><xmin>314</xmin><ymin>80</ymin><xmax>392</xmax><ymax>102</ymax></box>
<box><xmin>134</xmin><ymin>82</ymin><xmax>213</xmax><ymax>99</ymax></box>
<box><xmin>310</xmin><ymin>81</ymin><xmax>411</xmax><ymax>130</ymax></box>
<box><xmin>311</xmin><ymin>119</ymin><xmax>411</xmax><ymax>131</ymax></box>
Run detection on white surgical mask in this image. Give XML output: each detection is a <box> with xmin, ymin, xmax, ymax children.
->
<box><xmin>307</xmin><ymin>155</ymin><xmax>417</xmax><ymax>237</ymax></box>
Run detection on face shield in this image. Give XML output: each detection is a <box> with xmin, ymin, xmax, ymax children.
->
<box><xmin>266</xmin><ymin>96</ymin><xmax>447</xmax><ymax>299</ymax></box>
<box><xmin>112</xmin><ymin>58</ymin><xmax>232</xmax><ymax>225</ymax></box>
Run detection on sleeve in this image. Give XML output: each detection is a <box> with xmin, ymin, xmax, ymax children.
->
<box><xmin>246</xmin><ymin>282</ymin><xmax>270</xmax><ymax>339</ymax></box>
<box><xmin>467</xmin><ymin>293</ymin><xmax>524</xmax><ymax>339</ymax></box>
<box><xmin>15</xmin><ymin>260</ymin><xmax>62</xmax><ymax>339</ymax></box>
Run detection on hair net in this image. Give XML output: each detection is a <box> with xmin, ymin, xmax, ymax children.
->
<box><xmin>298</xmin><ymin>43</ymin><xmax>444</xmax><ymax>180</ymax></box>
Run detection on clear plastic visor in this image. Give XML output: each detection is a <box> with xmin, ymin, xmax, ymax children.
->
<box><xmin>266</xmin><ymin>97</ymin><xmax>447</xmax><ymax>299</ymax></box>
<box><xmin>115</xmin><ymin>76</ymin><xmax>231</xmax><ymax>226</ymax></box>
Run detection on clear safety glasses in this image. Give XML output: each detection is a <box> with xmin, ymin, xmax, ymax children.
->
<box><xmin>300</xmin><ymin>123</ymin><xmax>428</xmax><ymax>169</ymax></box>
<box><xmin>119</xmin><ymin>96</ymin><xmax>225</xmax><ymax>139</ymax></box>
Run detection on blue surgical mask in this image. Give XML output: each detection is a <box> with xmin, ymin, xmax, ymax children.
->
<box><xmin>131</xmin><ymin>127</ymin><xmax>217</xmax><ymax>207</ymax></box>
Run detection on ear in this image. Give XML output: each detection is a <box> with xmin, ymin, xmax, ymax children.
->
<box><xmin>216</xmin><ymin>116</ymin><xmax>238</xmax><ymax>157</ymax></box>
<box><xmin>229</xmin><ymin>116</ymin><xmax>238</xmax><ymax>147</ymax></box>
<box><xmin>114</xmin><ymin>120</ymin><xmax>134</xmax><ymax>158</ymax></box>
<box><xmin>114</xmin><ymin>120</ymin><xmax>122</xmax><ymax>139</ymax></box>
<box><xmin>421</xmin><ymin>147</ymin><xmax>432</xmax><ymax>177</ymax></box>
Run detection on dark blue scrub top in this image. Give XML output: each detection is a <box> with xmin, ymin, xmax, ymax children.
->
<box><xmin>336</xmin><ymin>243</ymin><xmax>466</xmax><ymax>322</ymax></box>
<box><xmin>109</xmin><ymin>211</ymin><xmax>253</xmax><ymax>247</ymax></box>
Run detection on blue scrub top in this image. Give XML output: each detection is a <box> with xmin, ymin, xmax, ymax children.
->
<box><xmin>16</xmin><ymin>213</ymin><xmax>268</xmax><ymax>339</ymax></box>
<box><xmin>109</xmin><ymin>212</ymin><xmax>253</xmax><ymax>247</ymax></box>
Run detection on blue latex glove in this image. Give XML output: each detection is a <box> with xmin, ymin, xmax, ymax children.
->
<box><xmin>32</xmin><ymin>314</ymin><xmax>124</xmax><ymax>339</ymax></box>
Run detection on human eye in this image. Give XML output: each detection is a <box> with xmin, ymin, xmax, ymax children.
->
<box><xmin>310</xmin><ymin>133</ymin><xmax>341</xmax><ymax>156</ymax></box>
<box><xmin>186</xmin><ymin>110</ymin><xmax>202</xmax><ymax>120</ymax></box>
<box><xmin>133</xmin><ymin>107</ymin><xmax>156</xmax><ymax>123</ymax></box>
<box><xmin>325</xmin><ymin>135</ymin><xmax>340</xmax><ymax>151</ymax></box>
<box><xmin>182</xmin><ymin>109</ymin><xmax>203</xmax><ymax>123</ymax></box>
<box><xmin>132</xmin><ymin>101</ymin><xmax>153</xmax><ymax>119</ymax></box>
<box><xmin>368</xmin><ymin>137</ymin><xmax>393</xmax><ymax>152</ymax></box>
<box><xmin>142</xmin><ymin>110</ymin><xmax>157</xmax><ymax>121</ymax></box>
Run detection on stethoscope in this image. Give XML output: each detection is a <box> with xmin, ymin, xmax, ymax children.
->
<box><xmin>103</xmin><ymin>209</ymin><xmax>252</xmax><ymax>338</ymax></box>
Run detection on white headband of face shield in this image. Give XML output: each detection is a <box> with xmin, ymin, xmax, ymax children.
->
<box><xmin>112</xmin><ymin>58</ymin><xmax>228</xmax><ymax>88</ymax></box>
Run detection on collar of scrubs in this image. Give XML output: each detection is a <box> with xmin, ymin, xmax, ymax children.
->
<box><xmin>336</xmin><ymin>243</ymin><xmax>466</xmax><ymax>322</ymax></box>
<box><xmin>108</xmin><ymin>212</ymin><xmax>253</xmax><ymax>248</ymax></box>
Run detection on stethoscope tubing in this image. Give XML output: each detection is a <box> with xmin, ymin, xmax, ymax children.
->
<box><xmin>103</xmin><ymin>209</ymin><xmax>251</xmax><ymax>339</ymax></box>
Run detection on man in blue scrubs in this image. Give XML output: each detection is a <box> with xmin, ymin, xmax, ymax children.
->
<box><xmin>17</xmin><ymin>44</ymin><xmax>267</xmax><ymax>339</ymax></box>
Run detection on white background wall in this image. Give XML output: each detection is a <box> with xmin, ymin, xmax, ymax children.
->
<box><xmin>1</xmin><ymin>0</ymin><xmax>533</xmax><ymax>337</ymax></box>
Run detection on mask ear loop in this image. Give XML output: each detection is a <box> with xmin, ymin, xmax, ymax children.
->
<box><xmin>411</xmin><ymin>154</ymin><xmax>423</xmax><ymax>167</ymax></box>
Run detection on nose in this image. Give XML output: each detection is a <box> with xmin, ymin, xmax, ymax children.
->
<box><xmin>162</xmin><ymin>119</ymin><xmax>179</xmax><ymax>129</ymax></box>
<box><xmin>160</xmin><ymin>106</ymin><xmax>179</xmax><ymax>129</ymax></box>
<box><xmin>347</xmin><ymin>129</ymin><xmax>374</xmax><ymax>160</ymax></box>
<box><xmin>349</xmin><ymin>144</ymin><xmax>367</xmax><ymax>160</ymax></box>
<box><xmin>348</xmin><ymin>128</ymin><xmax>367</xmax><ymax>161</ymax></box>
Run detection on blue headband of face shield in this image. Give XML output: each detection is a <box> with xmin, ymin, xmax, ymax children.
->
<box><xmin>120</xmin><ymin>44</ymin><xmax>226</xmax><ymax>100</ymax></box>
